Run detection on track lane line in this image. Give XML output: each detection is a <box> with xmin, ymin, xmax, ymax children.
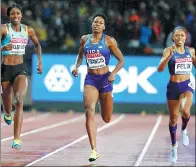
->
<box><xmin>25</xmin><ymin>114</ymin><xmax>126</xmax><ymax>167</ymax></box>
<box><xmin>134</xmin><ymin>115</ymin><xmax>162</xmax><ymax>166</ymax></box>
<box><xmin>1</xmin><ymin>114</ymin><xmax>85</xmax><ymax>142</ymax></box>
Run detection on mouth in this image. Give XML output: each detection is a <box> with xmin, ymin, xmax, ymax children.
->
<box><xmin>177</xmin><ymin>40</ymin><xmax>183</xmax><ymax>44</ymax></box>
<box><xmin>94</xmin><ymin>27</ymin><xmax>99</xmax><ymax>30</ymax></box>
<box><xmin>13</xmin><ymin>18</ymin><xmax>20</xmax><ymax>22</ymax></box>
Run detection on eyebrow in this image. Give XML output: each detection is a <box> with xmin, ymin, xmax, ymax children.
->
<box><xmin>94</xmin><ymin>20</ymin><xmax>104</xmax><ymax>23</ymax></box>
<box><xmin>10</xmin><ymin>10</ymin><xmax>21</xmax><ymax>13</ymax></box>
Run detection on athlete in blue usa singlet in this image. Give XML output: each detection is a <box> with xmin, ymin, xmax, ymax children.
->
<box><xmin>1</xmin><ymin>3</ymin><xmax>42</xmax><ymax>150</ymax></box>
<box><xmin>158</xmin><ymin>26</ymin><xmax>196</xmax><ymax>164</ymax></box>
<box><xmin>83</xmin><ymin>34</ymin><xmax>112</xmax><ymax>93</ymax></box>
<box><xmin>72</xmin><ymin>13</ymin><xmax>124</xmax><ymax>162</ymax></box>
<box><xmin>167</xmin><ymin>46</ymin><xmax>194</xmax><ymax>100</ymax></box>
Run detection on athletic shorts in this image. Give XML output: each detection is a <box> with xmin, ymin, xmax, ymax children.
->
<box><xmin>166</xmin><ymin>79</ymin><xmax>194</xmax><ymax>100</ymax></box>
<box><xmin>1</xmin><ymin>63</ymin><xmax>27</xmax><ymax>83</ymax></box>
<box><xmin>84</xmin><ymin>72</ymin><xmax>113</xmax><ymax>93</ymax></box>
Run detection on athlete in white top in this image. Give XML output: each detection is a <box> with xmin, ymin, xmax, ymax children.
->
<box><xmin>1</xmin><ymin>3</ymin><xmax>43</xmax><ymax>150</ymax></box>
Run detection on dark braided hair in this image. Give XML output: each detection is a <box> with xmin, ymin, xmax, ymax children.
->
<box><xmin>92</xmin><ymin>13</ymin><xmax>108</xmax><ymax>26</ymax></box>
<box><xmin>7</xmin><ymin>3</ymin><xmax>23</xmax><ymax>17</ymax></box>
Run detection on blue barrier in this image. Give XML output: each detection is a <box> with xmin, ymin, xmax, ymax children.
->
<box><xmin>32</xmin><ymin>54</ymin><xmax>195</xmax><ymax>104</ymax></box>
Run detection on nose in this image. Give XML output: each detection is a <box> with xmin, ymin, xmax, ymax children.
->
<box><xmin>13</xmin><ymin>14</ymin><xmax>17</xmax><ymax>18</ymax></box>
<box><xmin>95</xmin><ymin>22</ymin><xmax>100</xmax><ymax>26</ymax></box>
<box><xmin>13</xmin><ymin>13</ymin><xmax>19</xmax><ymax>18</ymax></box>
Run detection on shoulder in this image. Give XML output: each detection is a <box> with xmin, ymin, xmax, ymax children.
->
<box><xmin>1</xmin><ymin>24</ymin><xmax>9</xmax><ymax>37</ymax></box>
<box><xmin>186</xmin><ymin>46</ymin><xmax>195</xmax><ymax>53</ymax></box>
<box><xmin>105</xmin><ymin>35</ymin><xmax>115</xmax><ymax>42</ymax></box>
<box><xmin>80</xmin><ymin>34</ymin><xmax>90</xmax><ymax>46</ymax></box>
<box><xmin>104</xmin><ymin>35</ymin><xmax>117</xmax><ymax>46</ymax></box>
<box><xmin>1</xmin><ymin>24</ymin><xmax>7</xmax><ymax>29</ymax></box>
<box><xmin>187</xmin><ymin>46</ymin><xmax>195</xmax><ymax>58</ymax></box>
<box><xmin>26</xmin><ymin>25</ymin><xmax>34</xmax><ymax>32</ymax></box>
<box><xmin>25</xmin><ymin>25</ymin><xmax>37</xmax><ymax>37</ymax></box>
<box><xmin>81</xmin><ymin>34</ymin><xmax>90</xmax><ymax>41</ymax></box>
<box><xmin>1</xmin><ymin>24</ymin><xmax>8</xmax><ymax>35</ymax></box>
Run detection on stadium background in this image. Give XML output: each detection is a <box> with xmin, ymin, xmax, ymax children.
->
<box><xmin>1</xmin><ymin>0</ymin><xmax>196</xmax><ymax>114</ymax></box>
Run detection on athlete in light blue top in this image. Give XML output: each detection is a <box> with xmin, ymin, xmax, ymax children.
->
<box><xmin>158</xmin><ymin>26</ymin><xmax>196</xmax><ymax>164</ymax></box>
<box><xmin>72</xmin><ymin>13</ymin><xmax>124</xmax><ymax>162</ymax></box>
<box><xmin>1</xmin><ymin>3</ymin><xmax>43</xmax><ymax>150</ymax></box>
<box><xmin>1</xmin><ymin>23</ymin><xmax>28</xmax><ymax>55</ymax></box>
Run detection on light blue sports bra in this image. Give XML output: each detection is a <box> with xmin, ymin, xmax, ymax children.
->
<box><xmin>1</xmin><ymin>23</ymin><xmax>28</xmax><ymax>56</ymax></box>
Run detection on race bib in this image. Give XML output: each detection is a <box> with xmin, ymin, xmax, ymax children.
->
<box><xmin>86</xmin><ymin>51</ymin><xmax>106</xmax><ymax>69</ymax></box>
<box><xmin>175</xmin><ymin>57</ymin><xmax>192</xmax><ymax>74</ymax></box>
<box><xmin>10</xmin><ymin>38</ymin><xmax>28</xmax><ymax>55</ymax></box>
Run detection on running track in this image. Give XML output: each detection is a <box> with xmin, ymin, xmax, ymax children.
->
<box><xmin>1</xmin><ymin>110</ymin><xmax>195</xmax><ymax>166</ymax></box>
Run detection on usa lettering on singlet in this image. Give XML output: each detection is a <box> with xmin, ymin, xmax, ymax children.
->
<box><xmin>174</xmin><ymin>57</ymin><xmax>192</xmax><ymax>74</ymax></box>
<box><xmin>86</xmin><ymin>49</ymin><xmax>106</xmax><ymax>69</ymax></box>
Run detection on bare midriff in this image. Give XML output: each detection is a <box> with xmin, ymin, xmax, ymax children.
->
<box><xmin>170</xmin><ymin>74</ymin><xmax>190</xmax><ymax>82</ymax></box>
<box><xmin>2</xmin><ymin>55</ymin><xmax>24</xmax><ymax>65</ymax></box>
<box><xmin>88</xmin><ymin>66</ymin><xmax>109</xmax><ymax>75</ymax></box>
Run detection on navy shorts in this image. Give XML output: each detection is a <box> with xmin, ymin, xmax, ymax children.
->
<box><xmin>166</xmin><ymin>79</ymin><xmax>194</xmax><ymax>100</ymax></box>
<box><xmin>84</xmin><ymin>72</ymin><xmax>113</xmax><ymax>93</ymax></box>
<box><xmin>1</xmin><ymin>63</ymin><xmax>27</xmax><ymax>83</ymax></box>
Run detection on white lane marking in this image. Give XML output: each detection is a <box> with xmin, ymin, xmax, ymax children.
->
<box><xmin>25</xmin><ymin>114</ymin><xmax>126</xmax><ymax>166</ymax></box>
<box><xmin>134</xmin><ymin>115</ymin><xmax>162</xmax><ymax>166</ymax></box>
<box><xmin>1</xmin><ymin>114</ymin><xmax>84</xmax><ymax>142</ymax></box>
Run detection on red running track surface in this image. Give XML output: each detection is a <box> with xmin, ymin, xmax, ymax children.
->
<box><xmin>1</xmin><ymin>111</ymin><xmax>195</xmax><ymax>166</ymax></box>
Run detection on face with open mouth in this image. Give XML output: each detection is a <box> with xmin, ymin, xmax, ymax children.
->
<box><xmin>9</xmin><ymin>7</ymin><xmax>22</xmax><ymax>25</ymax></box>
<box><xmin>172</xmin><ymin>29</ymin><xmax>186</xmax><ymax>47</ymax></box>
<box><xmin>92</xmin><ymin>16</ymin><xmax>105</xmax><ymax>34</ymax></box>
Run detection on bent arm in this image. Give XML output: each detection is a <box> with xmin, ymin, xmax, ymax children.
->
<box><xmin>28</xmin><ymin>26</ymin><xmax>42</xmax><ymax>62</ymax></box>
<box><xmin>157</xmin><ymin>47</ymin><xmax>173</xmax><ymax>72</ymax></box>
<box><xmin>1</xmin><ymin>24</ymin><xmax>7</xmax><ymax>39</ymax></box>
<box><xmin>190</xmin><ymin>47</ymin><xmax>196</xmax><ymax>68</ymax></box>
<box><xmin>1</xmin><ymin>24</ymin><xmax>9</xmax><ymax>51</ymax></box>
<box><xmin>74</xmin><ymin>35</ymin><xmax>87</xmax><ymax>69</ymax></box>
<box><xmin>107</xmin><ymin>37</ymin><xmax>124</xmax><ymax>74</ymax></box>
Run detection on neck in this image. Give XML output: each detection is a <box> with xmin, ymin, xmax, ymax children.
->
<box><xmin>92</xmin><ymin>32</ymin><xmax>102</xmax><ymax>39</ymax></box>
<box><xmin>11</xmin><ymin>23</ymin><xmax>21</xmax><ymax>32</ymax></box>
<box><xmin>175</xmin><ymin>44</ymin><xmax>185</xmax><ymax>53</ymax></box>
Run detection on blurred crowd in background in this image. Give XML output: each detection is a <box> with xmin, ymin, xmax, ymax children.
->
<box><xmin>1</xmin><ymin>0</ymin><xmax>196</xmax><ymax>55</ymax></box>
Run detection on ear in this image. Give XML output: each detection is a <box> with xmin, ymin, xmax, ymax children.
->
<box><xmin>171</xmin><ymin>34</ymin><xmax>174</xmax><ymax>42</ymax></box>
<box><xmin>184</xmin><ymin>33</ymin><xmax>187</xmax><ymax>40</ymax></box>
